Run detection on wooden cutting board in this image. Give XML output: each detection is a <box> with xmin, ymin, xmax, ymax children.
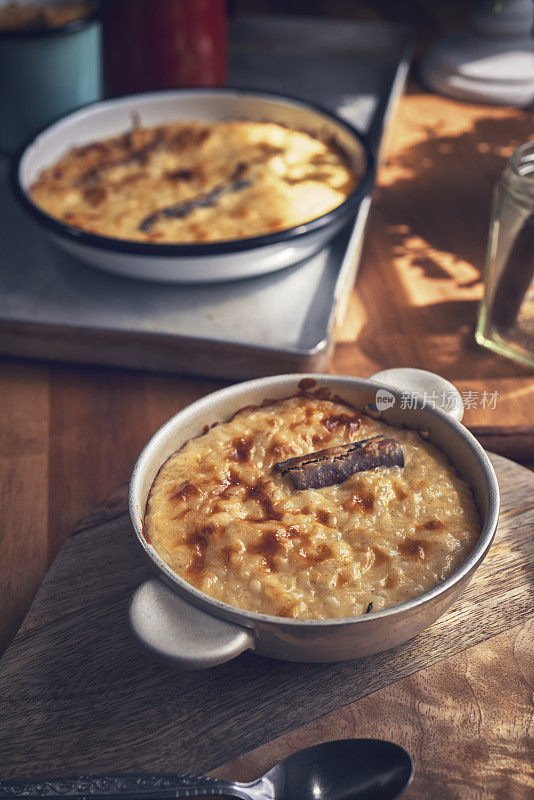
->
<box><xmin>0</xmin><ymin>453</ymin><xmax>532</xmax><ymax>799</ymax></box>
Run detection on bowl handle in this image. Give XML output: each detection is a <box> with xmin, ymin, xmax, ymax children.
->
<box><xmin>129</xmin><ymin>578</ymin><xmax>255</xmax><ymax>669</ymax></box>
<box><xmin>369</xmin><ymin>367</ymin><xmax>464</xmax><ymax>422</ymax></box>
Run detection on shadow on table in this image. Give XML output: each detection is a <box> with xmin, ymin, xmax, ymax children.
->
<box><xmin>377</xmin><ymin>112</ymin><xmax>534</xmax><ymax>283</ymax></box>
<box><xmin>341</xmin><ymin>113</ymin><xmax>534</xmax><ymax>378</ymax></box>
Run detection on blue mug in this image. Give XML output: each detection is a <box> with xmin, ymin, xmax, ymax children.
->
<box><xmin>0</xmin><ymin>6</ymin><xmax>102</xmax><ymax>153</ymax></box>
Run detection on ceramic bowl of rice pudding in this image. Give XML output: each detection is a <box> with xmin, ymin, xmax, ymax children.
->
<box><xmin>129</xmin><ymin>370</ymin><xmax>499</xmax><ymax>668</ymax></box>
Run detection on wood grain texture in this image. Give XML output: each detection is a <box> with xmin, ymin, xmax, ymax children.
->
<box><xmin>0</xmin><ymin>360</ymin><xmax>222</xmax><ymax>653</ymax></box>
<box><xmin>0</xmin><ymin>454</ymin><xmax>532</xmax><ymax>800</ymax></box>
<box><xmin>214</xmin><ymin>621</ymin><xmax>534</xmax><ymax>800</ymax></box>
<box><xmin>0</xmin><ymin>363</ymin><xmax>50</xmax><ymax>656</ymax></box>
<box><xmin>468</xmin><ymin>426</ymin><xmax>534</xmax><ymax>463</ymax></box>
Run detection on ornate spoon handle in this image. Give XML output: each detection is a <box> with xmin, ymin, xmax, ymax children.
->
<box><xmin>0</xmin><ymin>772</ymin><xmax>253</xmax><ymax>799</ymax></box>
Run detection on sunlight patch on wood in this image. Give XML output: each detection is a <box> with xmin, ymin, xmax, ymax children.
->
<box><xmin>390</xmin><ymin>233</ymin><xmax>482</xmax><ymax>305</ymax></box>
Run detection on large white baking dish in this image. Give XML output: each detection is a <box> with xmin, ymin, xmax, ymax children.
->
<box><xmin>12</xmin><ymin>88</ymin><xmax>374</xmax><ymax>283</ymax></box>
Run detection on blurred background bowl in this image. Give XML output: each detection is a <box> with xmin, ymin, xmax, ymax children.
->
<box><xmin>12</xmin><ymin>87</ymin><xmax>374</xmax><ymax>283</ymax></box>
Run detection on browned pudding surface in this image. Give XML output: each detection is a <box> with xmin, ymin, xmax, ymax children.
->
<box><xmin>29</xmin><ymin>120</ymin><xmax>358</xmax><ymax>244</ymax></box>
<box><xmin>144</xmin><ymin>395</ymin><xmax>480</xmax><ymax>619</ymax></box>
<box><xmin>0</xmin><ymin>1</ymin><xmax>94</xmax><ymax>30</ymax></box>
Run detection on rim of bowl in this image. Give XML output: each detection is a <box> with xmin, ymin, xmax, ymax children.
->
<box><xmin>11</xmin><ymin>87</ymin><xmax>375</xmax><ymax>257</ymax></box>
<box><xmin>129</xmin><ymin>373</ymin><xmax>500</xmax><ymax>629</ymax></box>
<box><xmin>0</xmin><ymin>3</ymin><xmax>100</xmax><ymax>39</ymax></box>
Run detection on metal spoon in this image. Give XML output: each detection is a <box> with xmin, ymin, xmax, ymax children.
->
<box><xmin>0</xmin><ymin>739</ymin><xmax>413</xmax><ymax>799</ymax></box>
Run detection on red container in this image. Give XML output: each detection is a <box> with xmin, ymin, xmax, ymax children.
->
<box><xmin>102</xmin><ymin>0</ymin><xmax>227</xmax><ymax>97</ymax></box>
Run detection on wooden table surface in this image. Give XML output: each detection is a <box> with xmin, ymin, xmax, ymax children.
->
<box><xmin>0</xmin><ymin>453</ymin><xmax>532</xmax><ymax>800</ymax></box>
<box><xmin>0</xmin><ymin>6</ymin><xmax>533</xmax><ymax>792</ymax></box>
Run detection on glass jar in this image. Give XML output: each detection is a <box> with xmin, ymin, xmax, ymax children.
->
<box><xmin>476</xmin><ymin>141</ymin><xmax>534</xmax><ymax>368</ymax></box>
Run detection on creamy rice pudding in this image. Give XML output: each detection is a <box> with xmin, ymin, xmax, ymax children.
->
<box><xmin>144</xmin><ymin>392</ymin><xmax>480</xmax><ymax>619</ymax></box>
<box><xmin>29</xmin><ymin>120</ymin><xmax>358</xmax><ymax>244</ymax></box>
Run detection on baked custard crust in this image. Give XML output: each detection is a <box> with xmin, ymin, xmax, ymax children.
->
<box><xmin>29</xmin><ymin>120</ymin><xmax>358</xmax><ymax>244</ymax></box>
<box><xmin>144</xmin><ymin>395</ymin><xmax>480</xmax><ymax>619</ymax></box>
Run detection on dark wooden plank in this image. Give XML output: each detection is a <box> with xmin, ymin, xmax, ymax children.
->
<box><xmin>214</xmin><ymin>620</ymin><xmax>534</xmax><ymax>800</ymax></box>
<box><xmin>469</xmin><ymin>425</ymin><xmax>534</xmax><ymax>462</ymax></box>
<box><xmin>0</xmin><ymin>361</ymin><xmax>50</xmax><ymax>655</ymax></box>
<box><xmin>0</xmin><ymin>454</ymin><xmax>532</xmax><ymax>780</ymax></box>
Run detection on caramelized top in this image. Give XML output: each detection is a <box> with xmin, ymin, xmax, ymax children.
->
<box><xmin>29</xmin><ymin>120</ymin><xmax>359</xmax><ymax>244</ymax></box>
<box><xmin>144</xmin><ymin>394</ymin><xmax>480</xmax><ymax>619</ymax></box>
